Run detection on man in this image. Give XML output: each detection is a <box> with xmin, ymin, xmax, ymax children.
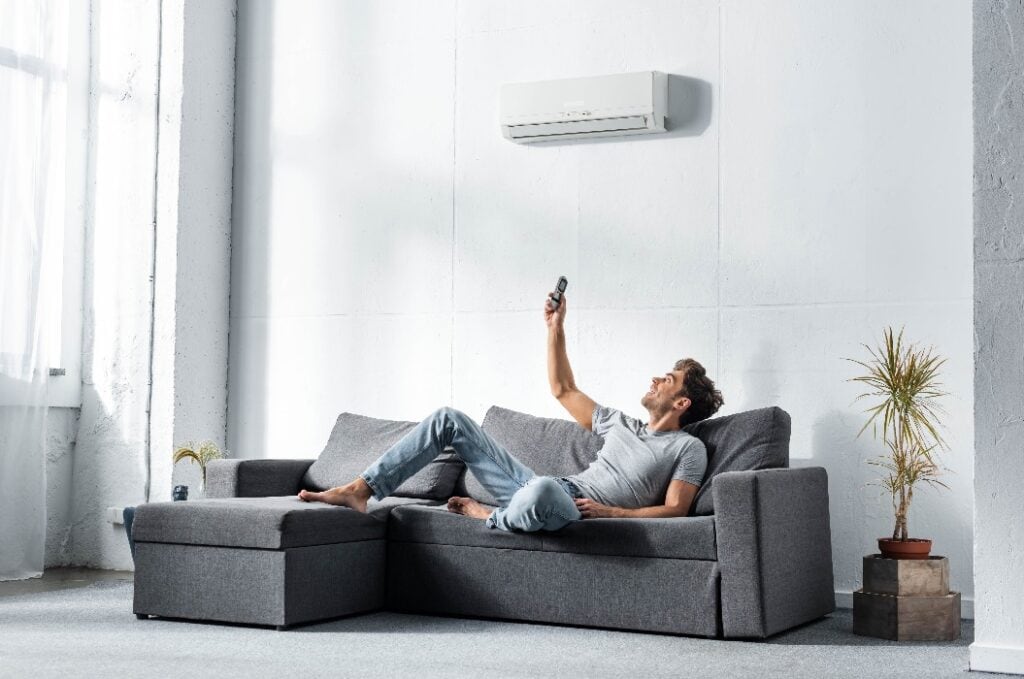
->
<box><xmin>298</xmin><ymin>292</ymin><xmax>724</xmax><ymax>531</ymax></box>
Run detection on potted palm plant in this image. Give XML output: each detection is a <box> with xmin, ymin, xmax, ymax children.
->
<box><xmin>846</xmin><ymin>327</ymin><xmax>949</xmax><ymax>559</ymax></box>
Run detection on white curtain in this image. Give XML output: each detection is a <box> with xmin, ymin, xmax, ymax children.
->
<box><xmin>0</xmin><ymin>0</ymin><xmax>70</xmax><ymax>581</ymax></box>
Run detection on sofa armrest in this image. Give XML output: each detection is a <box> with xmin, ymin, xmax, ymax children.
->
<box><xmin>712</xmin><ymin>467</ymin><xmax>835</xmax><ymax>638</ymax></box>
<box><xmin>205</xmin><ymin>459</ymin><xmax>316</xmax><ymax>498</ymax></box>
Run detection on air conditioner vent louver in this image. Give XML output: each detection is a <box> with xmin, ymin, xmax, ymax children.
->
<box><xmin>500</xmin><ymin>72</ymin><xmax>667</xmax><ymax>144</ymax></box>
<box><xmin>506</xmin><ymin>115</ymin><xmax>654</xmax><ymax>141</ymax></box>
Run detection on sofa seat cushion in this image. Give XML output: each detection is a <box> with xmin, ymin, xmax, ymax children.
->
<box><xmin>463</xmin><ymin>405</ymin><xmax>605</xmax><ymax>505</ymax></box>
<box><xmin>388</xmin><ymin>504</ymin><xmax>717</xmax><ymax>561</ymax></box>
<box><xmin>303</xmin><ymin>412</ymin><xmax>464</xmax><ymax>501</ymax></box>
<box><xmin>685</xmin><ymin>406</ymin><xmax>791</xmax><ymax>516</ymax></box>
<box><xmin>132</xmin><ymin>496</ymin><xmax>440</xmax><ymax>550</ymax></box>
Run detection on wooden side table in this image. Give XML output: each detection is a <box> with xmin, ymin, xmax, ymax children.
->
<box><xmin>853</xmin><ymin>555</ymin><xmax>961</xmax><ymax>640</ymax></box>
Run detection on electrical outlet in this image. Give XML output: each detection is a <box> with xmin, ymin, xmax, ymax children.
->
<box><xmin>107</xmin><ymin>507</ymin><xmax>125</xmax><ymax>525</ymax></box>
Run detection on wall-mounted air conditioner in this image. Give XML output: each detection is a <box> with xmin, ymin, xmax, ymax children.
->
<box><xmin>499</xmin><ymin>71</ymin><xmax>668</xmax><ymax>144</ymax></box>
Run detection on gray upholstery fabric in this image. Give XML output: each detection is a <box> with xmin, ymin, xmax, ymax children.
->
<box><xmin>685</xmin><ymin>406</ymin><xmax>791</xmax><ymax>515</ymax></box>
<box><xmin>386</xmin><ymin>542</ymin><xmax>721</xmax><ymax>637</ymax></box>
<box><xmin>133</xmin><ymin>540</ymin><xmax>385</xmax><ymax>627</ymax></box>
<box><xmin>388</xmin><ymin>504</ymin><xmax>717</xmax><ymax>561</ymax></box>
<box><xmin>302</xmin><ymin>412</ymin><xmax>464</xmax><ymax>500</ymax></box>
<box><xmin>205</xmin><ymin>458</ymin><xmax>315</xmax><ymax>498</ymax></box>
<box><xmin>463</xmin><ymin>405</ymin><xmax>604</xmax><ymax>505</ymax></box>
<box><xmin>712</xmin><ymin>467</ymin><xmax>835</xmax><ymax>638</ymax></box>
<box><xmin>131</xmin><ymin>404</ymin><xmax>834</xmax><ymax>639</ymax></box>
<box><xmin>132</xmin><ymin>496</ymin><xmax>438</xmax><ymax>549</ymax></box>
<box><xmin>390</xmin><ymin>504</ymin><xmax>545</xmax><ymax>552</ymax></box>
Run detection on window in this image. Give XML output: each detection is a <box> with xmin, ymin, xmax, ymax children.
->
<box><xmin>0</xmin><ymin>1</ymin><xmax>88</xmax><ymax>407</ymax></box>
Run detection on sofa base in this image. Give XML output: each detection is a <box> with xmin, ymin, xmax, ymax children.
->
<box><xmin>386</xmin><ymin>542</ymin><xmax>721</xmax><ymax>637</ymax></box>
<box><xmin>133</xmin><ymin>540</ymin><xmax>385</xmax><ymax>627</ymax></box>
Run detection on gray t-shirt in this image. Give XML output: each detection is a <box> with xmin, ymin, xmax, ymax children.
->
<box><xmin>567</xmin><ymin>404</ymin><xmax>707</xmax><ymax>509</ymax></box>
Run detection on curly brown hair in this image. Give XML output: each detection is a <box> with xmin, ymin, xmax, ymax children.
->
<box><xmin>673</xmin><ymin>358</ymin><xmax>724</xmax><ymax>427</ymax></box>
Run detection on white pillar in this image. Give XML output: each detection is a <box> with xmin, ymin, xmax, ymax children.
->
<box><xmin>150</xmin><ymin>0</ymin><xmax>236</xmax><ymax>501</ymax></box>
<box><xmin>68</xmin><ymin>0</ymin><xmax>161</xmax><ymax>570</ymax></box>
<box><xmin>972</xmin><ymin>1</ymin><xmax>1024</xmax><ymax>674</ymax></box>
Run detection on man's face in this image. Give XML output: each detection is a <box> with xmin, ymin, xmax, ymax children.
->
<box><xmin>641</xmin><ymin>368</ymin><xmax>688</xmax><ymax>416</ymax></box>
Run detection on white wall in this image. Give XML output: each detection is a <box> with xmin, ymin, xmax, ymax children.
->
<box><xmin>972</xmin><ymin>0</ymin><xmax>1024</xmax><ymax>672</ymax></box>
<box><xmin>229</xmin><ymin>0</ymin><xmax>973</xmax><ymax>606</ymax></box>
<box><xmin>152</xmin><ymin>0</ymin><xmax>236</xmax><ymax>503</ymax></box>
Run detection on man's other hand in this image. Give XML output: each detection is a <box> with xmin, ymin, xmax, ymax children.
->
<box><xmin>575</xmin><ymin>497</ymin><xmax>619</xmax><ymax>518</ymax></box>
<box><xmin>544</xmin><ymin>292</ymin><xmax>567</xmax><ymax>329</ymax></box>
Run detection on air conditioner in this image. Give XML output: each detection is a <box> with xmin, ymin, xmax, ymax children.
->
<box><xmin>500</xmin><ymin>71</ymin><xmax>668</xmax><ymax>144</ymax></box>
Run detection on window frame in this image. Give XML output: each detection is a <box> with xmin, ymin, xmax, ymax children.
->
<box><xmin>45</xmin><ymin>0</ymin><xmax>88</xmax><ymax>409</ymax></box>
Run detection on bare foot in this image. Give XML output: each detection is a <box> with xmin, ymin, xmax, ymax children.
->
<box><xmin>446</xmin><ymin>496</ymin><xmax>492</xmax><ymax>520</ymax></box>
<box><xmin>298</xmin><ymin>479</ymin><xmax>371</xmax><ymax>513</ymax></box>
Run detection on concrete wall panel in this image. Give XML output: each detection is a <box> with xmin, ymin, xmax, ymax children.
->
<box><xmin>575</xmin><ymin>309</ymin><xmax>719</xmax><ymax>417</ymax></box>
<box><xmin>452</xmin><ymin>311</ymin><xmax>564</xmax><ymax>422</ymax></box>
<box><xmin>720</xmin><ymin>0</ymin><xmax>972</xmax><ymax>307</ymax></box>
<box><xmin>230</xmin><ymin>313</ymin><xmax>453</xmax><ymax>460</ymax></box>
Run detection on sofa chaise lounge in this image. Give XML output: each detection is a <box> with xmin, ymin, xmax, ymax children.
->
<box><xmin>131</xmin><ymin>405</ymin><xmax>835</xmax><ymax>638</ymax></box>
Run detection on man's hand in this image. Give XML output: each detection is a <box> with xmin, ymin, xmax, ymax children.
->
<box><xmin>544</xmin><ymin>292</ymin><xmax>567</xmax><ymax>330</ymax></box>
<box><xmin>546</xmin><ymin>292</ymin><xmax>595</xmax><ymax>429</ymax></box>
<box><xmin>574</xmin><ymin>498</ymin><xmax>620</xmax><ymax>518</ymax></box>
<box><xmin>575</xmin><ymin>483</ymin><xmax>699</xmax><ymax>519</ymax></box>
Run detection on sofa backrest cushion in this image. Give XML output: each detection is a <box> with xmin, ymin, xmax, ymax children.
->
<box><xmin>684</xmin><ymin>406</ymin><xmax>791</xmax><ymax>515</ymax></box>
<box><xmin>302</xmin><ymin>413</ymin><xmax>463</xmax><ymax>501</ymax></box>
<box><xmin>463</xmin><ymin>405</ymin><xmax>605</xmax><ymax>506</ymax></box>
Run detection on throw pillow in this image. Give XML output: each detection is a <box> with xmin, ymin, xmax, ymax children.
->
<box><xmin>684</xmin><ymin>406</ymin><xmax>791</xmax><ymax>515</ymax></box>
<box><xmin>463</xmin><ymin>405</ymin><xmax>604</xmax><ymax>506</ymax></box>
<box><xmin>302</xmin><ymin>412</ymin><xmax>463</xmax><ymax>501</ymax></box>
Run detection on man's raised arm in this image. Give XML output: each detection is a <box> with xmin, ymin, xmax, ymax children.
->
<box><xmin>544</xmin><ymin>294</ymin><xmax>597</xmax><ymax>430</ymax></box>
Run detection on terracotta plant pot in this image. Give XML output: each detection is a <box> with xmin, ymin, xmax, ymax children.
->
<box><xmin>878</xmin><ymin>537</ymin><xmax>932</xmax><ymax>560</ymax></box>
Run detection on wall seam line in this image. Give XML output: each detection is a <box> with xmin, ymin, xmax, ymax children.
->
<box><xmin>450</xmin><ymin>0</ymin><xmax>458</xmax><ymax>408</ymax></box>
<box><xmin>716</xmin><ymin>0</ymin><xmax>723</xmax><ymax>377</ymax></box>
<box><xmin>224</xmin><ymin>296</ymin><xmax>975</xmax><ymax>322</ymax></box>
<box><xmin>144</xmin><ymin>0</ymin><xmax>164</xmax><ymax>504</ymax></box>
<box><xmin>222</xmin><ymin>1</ymin><xmax>239</xmax><ymax>457</ymax></box>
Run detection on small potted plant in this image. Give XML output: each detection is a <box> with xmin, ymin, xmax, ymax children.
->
<box><xmin>846</xmin><ymin>327</ymin><xmax>949</xmax><ymax>559</ymax></box>
<box><xmin>172</xmin><ymin>440</ymin><xmax>226</xmax><ymax>494</ymax></box>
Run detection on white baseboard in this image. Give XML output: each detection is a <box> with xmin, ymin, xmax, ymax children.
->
<box><xmin>834</xmin><ymin>589</ymin><xmax>974</xmax><ymax>620</ymax></box>
<box><xmin>970</xmin><ymin>644</ymin><xmax>1024</xmax><ymax>675</ymax></box>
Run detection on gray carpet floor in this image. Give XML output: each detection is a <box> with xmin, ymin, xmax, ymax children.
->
<box><xmin>0</xmin><ymin>580</ymin><xmax>992</xmax><ymax>679</ymax></box>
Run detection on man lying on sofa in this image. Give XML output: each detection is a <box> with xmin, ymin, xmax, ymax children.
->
<box><xmin>298</xmin><ymin>292</ymin><xmax>724</xmax><ymax>532</ymax></box>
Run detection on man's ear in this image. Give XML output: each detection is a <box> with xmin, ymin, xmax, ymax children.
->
<box><xmin>673</xmin><ymin>396</ymin><xmax>692</xmax><ymax>414</ymax></box>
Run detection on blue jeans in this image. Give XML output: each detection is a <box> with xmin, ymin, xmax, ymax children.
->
<box><xmin>361</xmin><ymin>407</ymin><xmax>582</xmax><ymax>532</ymax></box>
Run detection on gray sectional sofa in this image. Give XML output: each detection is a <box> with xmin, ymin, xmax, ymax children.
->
<box><xmin>132</xmin><ymin>405</ymin><xmax>835</xmax><ymax>638</ymax></box>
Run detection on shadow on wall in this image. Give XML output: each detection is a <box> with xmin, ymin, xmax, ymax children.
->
<box><xmin>810</xmin><ymin>410</ymin><xmax>880</xmax><ymax>519</ymax></box>
<box><xmin>228</xmin><ymin>0</ymin><xmax>273</xmax><ymax>461</ymax></box>
<box><xmin>736</xmin><ymin>340</ymin><xmax>782</xmax><ymax>414</ymax></box>
<box><xmin>809</xmin><ymin>408</ymin><xmax>975</xmax><ymax>597</ymax></box>
<box><xmin>810</xmin><ymin>409</ymin><xmax>886</xmax><ymax>592</ymax></box>
<box><xmin>533</xmin><ymin>74</ymin><xmax>713</xmax><ymax>147</ymax></box>
<box><xmin>666</xmin><ymin>75</ymin><xmax>713</xmax><ymax>137</ymax></box>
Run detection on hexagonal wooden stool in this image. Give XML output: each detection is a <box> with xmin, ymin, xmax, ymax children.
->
<box><xmin>853</xmin><ymin>555</ymin><xmax>960</xmax><ymax>641</ymax></box>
